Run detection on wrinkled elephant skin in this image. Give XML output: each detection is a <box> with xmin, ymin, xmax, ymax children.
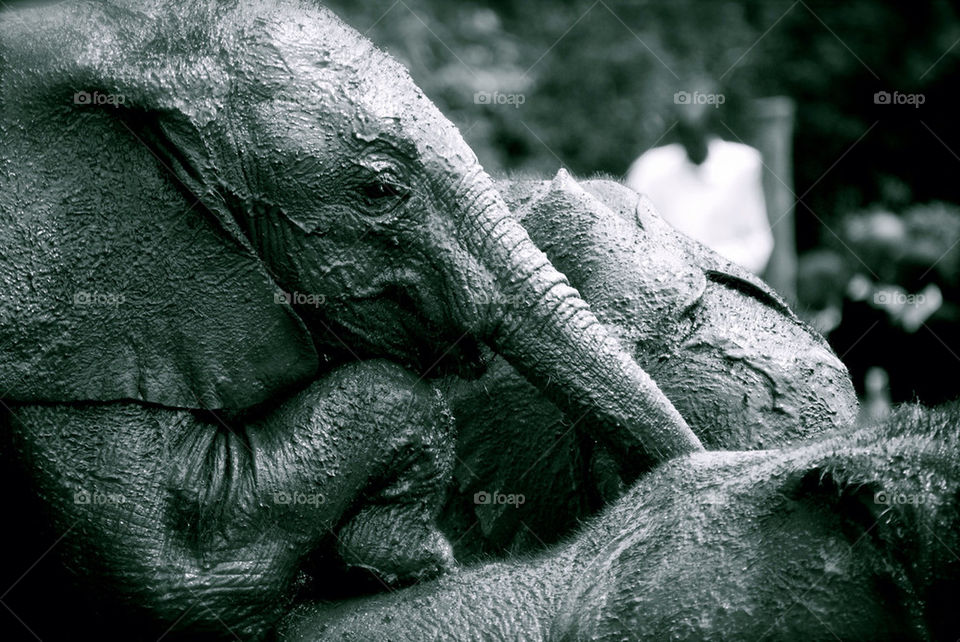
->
<box><xmin>1</xmin><ymin>1</ymin><xmax>705</xmax><ymax>636</ymax></box>
<box><xmin>1</xmin><ymin>0</ymin><xmax>700</xmax><ymax>466</ymax></box>
<box><xmin>0</xmin><ymin>0</ymin><xmax>858</xmax><ymax>638</ymax></box>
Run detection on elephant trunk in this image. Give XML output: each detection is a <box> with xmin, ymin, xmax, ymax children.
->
<box><xmin>454</xmin><ymin>178</ymin><xmax>703</xmax><ymax>470</ymax></box>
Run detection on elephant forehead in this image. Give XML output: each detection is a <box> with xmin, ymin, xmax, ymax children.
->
<box><xmin>333</xmin><ymin>55</ymin><xmax>470</xmax><ymax>164</ymax></box>
<box><xmin>357</xmin><ymin>88</ymin><xmax>475</xmax><ymax>176</ymax></box>
<box><xmin>219</xmin><ymin>2</ymin><xmax>479</xmax><ymax>176</ymax></box>
<box><xmin>242</xmin><ymin>71</ymin><xmax>476</xmax><ymax>190</ymax></box>
<box><xmin>242</xmin><ymin>95</ymin><xmax>410</xmax><ymax>185</ymax></box>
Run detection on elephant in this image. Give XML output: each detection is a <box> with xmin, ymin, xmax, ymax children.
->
<box><xmin>0</xmin><ymin>0</ymin><xmax>701</xmax><ymax>469</ymax></box>
<box><xmin>440</xmin><ymin>170</ymin><xmax>858</xmax><ymax>558</ymax></box>
<box><xmin>0</xmin><ymin>0</ymin><xmax>858</xmax><ymax>638</ymax></box>
<box><xmin>0</xmin><ymin>0</ymin><xmax>708</xmax><ymax>637</ymax></box>
<box><xmin>280</xmin><ymin>401</ymin><xmax>960</xmax><ymax>642</ymax></box>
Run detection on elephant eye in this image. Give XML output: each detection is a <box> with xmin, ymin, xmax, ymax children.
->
<box><xmin>355</xmin><ymin>166</ymin><xmax>410</xmax><ymax>216</ymax></box>
<box><xmin>356</xmin><ymin>174</ymin><xmax>410</xmax><ymax>215</ymax></box>
<box><xmin>361</xmin><ymin>180</ymin><xmax>404</xmax><ymax>202</ymax></box>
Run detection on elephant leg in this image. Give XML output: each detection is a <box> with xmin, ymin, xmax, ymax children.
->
<box><xmin>321</xmin><ymin>366</ymin><xmax>457</xmax><ymax>584</ymax></box>
<box><xmin>337</xmin><ymin>502</ymin><xmax>455</xmax><ymax>585</ymax></box>
<box><xmin>3</xmin><ymin>359</ymin><xmax>455</xmax><ymax>638</ymax></box>
<box><xmin>240</xmin><ymin>358</ymin><xmax>458</xmax><ymax>585</ymax></box>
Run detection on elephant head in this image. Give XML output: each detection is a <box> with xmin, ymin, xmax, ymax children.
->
<box><xmin>0</xmin><ymin>0</ymin><xmax>701</xmax><ymax>466</ymax></box>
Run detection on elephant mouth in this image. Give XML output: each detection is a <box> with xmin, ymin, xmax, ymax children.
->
<box><xmin>303</xmin><ymin>287</ymin><xmax>487</xmax><ymax>380</ymax></box>
<box><xmin>288</xmin><ymin>546</ymin><xmax>400</xmax><ymax>605</ymax></box>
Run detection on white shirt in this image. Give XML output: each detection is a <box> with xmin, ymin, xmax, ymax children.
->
<box><xmin>625</xmin><ymin>139</ymin><xmax>774</xmax><ymax>274</ymax></box>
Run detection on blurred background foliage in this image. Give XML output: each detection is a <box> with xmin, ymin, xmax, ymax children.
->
<box><xmin>326</xmin><ymin>0</ymin><xmax>960</xmax><ymax>250</ymax></box>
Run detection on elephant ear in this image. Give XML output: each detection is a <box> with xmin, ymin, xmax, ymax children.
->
<box><xmin>0</xmin><ymin>1</ymin><xmax>318</xmax><ymax>409</ymax></box>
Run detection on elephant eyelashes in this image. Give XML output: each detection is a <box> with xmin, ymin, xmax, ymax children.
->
<box><xmin>362</xmin><ymin>180</ymin><xmax>404</xmax><ymax>202</ymax></box>
<box><xmin>358</xmin><ymin>178</ymin><xmax>409</xmax><ymax>213</ymax></box>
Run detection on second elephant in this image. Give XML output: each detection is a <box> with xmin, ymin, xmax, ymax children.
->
<box><xmin>441</xmin><ymin>170</ymin><xmax>858</xmax><ymax>557</ymax></box>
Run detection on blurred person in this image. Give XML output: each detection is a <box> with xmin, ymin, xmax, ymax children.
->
<box><xmin>625</xmin><ymin>84</ymin><xmax>773</xmax><ymax>274</ymax></box>
<box><xmin>860</xmin><ymin>366</ymin><xmax>892</xmax><ymax>424</ymax></box>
